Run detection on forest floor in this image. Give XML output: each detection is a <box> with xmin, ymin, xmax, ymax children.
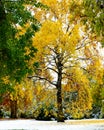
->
<box><xmin>0</xmin><ymin>119</ymin><xmax>104</xmax><ymax>130</ymax></box>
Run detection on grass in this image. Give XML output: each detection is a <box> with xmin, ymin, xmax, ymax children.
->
<box><xmin>65</xmin><ymin>119</ymin><xmax>104</xmax><ymax>125</ymax></box>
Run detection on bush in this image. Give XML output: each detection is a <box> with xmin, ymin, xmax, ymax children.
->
<box><xmin>0</xmin><ymin>108</ymin><xmax>10</xmax><ymax>118</ymax></box>
<box><xmin>33</xmin><ymin>105</ymin><xmax>57</xmax><ymax>121</ymax></box>
<box><xmin>20</xmin><ymin>111</ymin><xmax>34</xmax><ymax>119</ymax></box>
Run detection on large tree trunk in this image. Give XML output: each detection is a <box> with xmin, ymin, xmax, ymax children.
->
<box><xmin>10</xmin><ymin>100</ymin><xmax>17</xmax><ymax>118</ymax></box>
<box><xmin>56</xmin><ymin>54</ymin><xmax>64</xmax><ymax>122</ymax></box>
<box><xmin>0</xmin><ymin>0</ymin><xmax>7</xmax><ymax>39</ymax></box>
<box><xmin>0</xmin><ymin>0</ymin><xmax>6</xmax><ymax>22</ymax></box>
<box><xmin>57</xmin><ymin>85</ymin><xmax>64</xmax><ymax>122</ymax></box>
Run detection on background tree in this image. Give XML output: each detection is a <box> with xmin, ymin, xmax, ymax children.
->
<box><xmin>81</xmin><ymin>31</ymin><xmax>104</xmax><ymax>118</ymax></box>
<box><xmin>86</xmin><ymin>51</ymin><xmax>104</xmax><ymax>118</ymax></box>
<box><xmin>0</xmin><ymin>0</ymin><xmax>40</xmax><ymax>101</ymax></box>
<box><xmin>9</xmin><ymin>78</ymin><xmax>34</xmax><ymax>118</ymax></box>
<box><xmin>82</xmin><ymin>0</ymin><xmax>104</xmax><ymax>45</ymax></box>
<box><xmin>0</xmin><ymin>0</ymin><xmax>44</xmax><ymax>118</ymax></box>
<box><xmin>62</xmin><ymin>68</ymin><xmax>92</xmax><ymax>119</ymax></box>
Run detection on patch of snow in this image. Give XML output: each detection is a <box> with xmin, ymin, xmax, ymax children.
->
<box><xmin>0</xmin><ymin>119</ymin><xmax>103</xmax><ymax>130</ymax></box>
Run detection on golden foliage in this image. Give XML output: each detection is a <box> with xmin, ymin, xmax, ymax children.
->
<box><xmin>2</xmin><ymin>76</ymin><xmax>10</xmax><ymax>85</ymax></box>
<box><xmin>63</xmin><ymin>68</ymin><xmax>92</xmax><ymax>119</ymax></box>
<box><xmin>87</xmin><ymin>57</ymin><xmax>103</xmax><ymax>84</ymax></box>
<box><xmin>32</xmin><ymin>0</ymin><xmax>94</xmax><ymax>119</ymax></box>
<box><xmin>10</xmin><ymin>78</ymin><xmax>34</xmax><ymax>109</ymax></box>
<box><xmin>33</xmin><ymin>20</ymin><xmax>81</xmax><ymax>60</ymax></box>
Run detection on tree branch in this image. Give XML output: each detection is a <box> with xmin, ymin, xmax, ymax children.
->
<box><xmin>46</xmin><ymin>67</ymin><xmax>58</xmax><ymax>74</ymax></box>
<box><xmin>75</xmin><ymin>37</ymin><xmax>90</xmax><ymax>50</ymax></box>
<box><xmin>28</xmin><ymin>75</ymin><xmax>57</xmax><ymax>86</ymax></box>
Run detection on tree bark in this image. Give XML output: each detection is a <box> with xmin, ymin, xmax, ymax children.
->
<box><xmin>56</xmin><ymin>54</ymin><xmax>64</xmax><ymax>122</ymax></box>
<box><xmin>0</xmin><ymin>0</ymin><xmax>7</xmax><ymax>46</ymax></box>
<box><xmin>0</xmin><ymin>0</ymin><xmax>6</xmax><ymax>22</ymax></box>
<box><xmin>10</xmin><ymin>100</ymin><xmax>17</xmax><ymax>118</ymax></box>
<box><xmin>57</xmin><ymin>85</ymin><xmax>64</xmax><ymax>122</ymax></box>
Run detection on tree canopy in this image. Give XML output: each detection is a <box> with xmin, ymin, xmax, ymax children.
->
<box><xmin>0</xmin><ymin>0</ymin><xmax>40</xmax><ymax>95</ymax></box>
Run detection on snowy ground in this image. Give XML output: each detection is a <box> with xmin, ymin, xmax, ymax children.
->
<box><xmin>0</xmin><ymin>119</ymin><xmax>104</xmax><ymax>130</ymax></box>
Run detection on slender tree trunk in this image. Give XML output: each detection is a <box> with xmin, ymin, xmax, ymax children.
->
<box><xmin>10</xmin><ymin>100</ymin><xmax>17</xmax><ymax>118</ymax></box>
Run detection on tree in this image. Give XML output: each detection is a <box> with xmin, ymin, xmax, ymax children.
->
<box><xmin>0</xmin><ymin>0</ymin><xmax>43</xmax><ymax>118</ymax></box>
<box><xmin>9</xmin><ymin>78</ymin><xmax>34</xmax><ymax>118</ymax></box>
<box><xmin>62</xmin><ymin>68</ymin><xmax>92</xmax><ymax>119</ymax></box>
<box><xmin>86</xmin><ymin>49</ymin><xmax>104</xmax><ymax>118</ymax></box>
<box><xmin>0</xmin><ymin>0</ymin><xmax>40</xmax><ymax>99</ymax></box>
<box><xmin>31</xmin><ymin>0</ymin><xmax>93</xmax><ymax>122</ymax></box>
<box><xmin>82</xmin><ymin>0</ymin><xmax>104</xmax><ymax>45</ymax></box>
<box><xmin>79</xmin><ymin>30</ymin><xmax>104</xmax><ymax>118</ymax></box>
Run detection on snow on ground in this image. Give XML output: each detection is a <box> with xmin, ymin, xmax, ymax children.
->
<box><xmin>0</xmin><ymin>119</ymin><xmax>104</xmax><ymax>130</ymax></box>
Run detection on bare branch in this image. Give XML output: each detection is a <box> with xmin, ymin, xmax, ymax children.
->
<box><xmin>46</xmin><ymin>67</ymin><xmax>58</xmax><ymax>74</ymax></box>
<box><xmin>76</xmin><ymin>57</ymin><xmax>91</xmax><ymax>61</ymax></box>
<box><xmin>62</xmin><ymin>72</ymin><xmax>73</xmax><ymax>77</ymax></box>
<box><xmin>29</xmin><ymin>75</ymin><xmax>57</xmax><ymax>86</ymax></box>
<box><xmin>66</xmin><ymin>24</ymin><xmax>70</xmax><ymax>33</ymax></box>
<box><xmin>76</xmin><ymin>37</ymin><xmax>90</xmax><ymax>50</ymax></box>
<box><xmin>62</xmin><ymin>65</ymin><xmax>77</xmax><ymax>69</ymax></box>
